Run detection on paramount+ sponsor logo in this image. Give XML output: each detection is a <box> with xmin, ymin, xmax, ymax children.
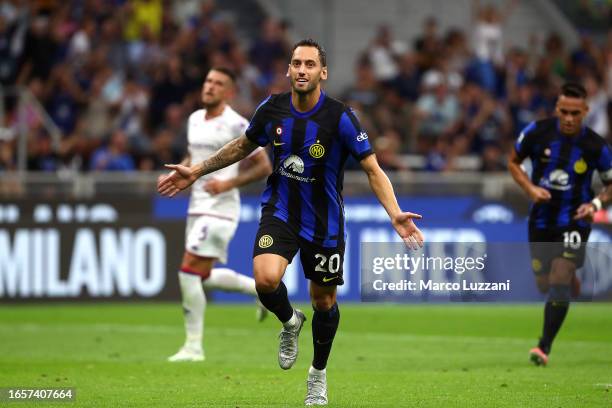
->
<box><xmin>279</xmin><ymin>155</ymin><xmax>315</xmax><ymax>183</ymax></box>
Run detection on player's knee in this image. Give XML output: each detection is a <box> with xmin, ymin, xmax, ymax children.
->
<box><xmin>255</xmin><ymin>276</ymin><xmax>281</xmax><ymax>293</ymax></box>
<box><xmin>550</xmin><ymin>258</ymin><xmax>575</xmax><ymax>284</ymax></box>
<box><xmin>311</xmin><ymin>295</ymin><xmax>335</xmax><ymax>311</ymax></box>
<box><xmin>181</xmin><ymin>252</ymin><xmax>214</xmax><ymax>279</ymax></box>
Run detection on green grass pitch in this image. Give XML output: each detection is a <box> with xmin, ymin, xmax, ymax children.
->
<box><xmin>1</xmin><ymin>303</ymin><xmax>611</xmax><ymax>407</ymax></box>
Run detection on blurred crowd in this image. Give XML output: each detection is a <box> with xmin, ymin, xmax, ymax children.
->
<box><xmin>349</xmin><ymin>0</ymin><xmax>612</xmax><ymax>171</ymax></box>
<box><xmin>0</xmin><ymin>0</ymin><xmax>611</xmax><ymax>174</ymax></box>
<box><xmin>0</xmin><ymin>0</ymin><xmax>293</xmax><ymax>172</ymax></box>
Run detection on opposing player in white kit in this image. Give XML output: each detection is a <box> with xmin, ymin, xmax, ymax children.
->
<box><xmin>163</xmin><ymin>67</ymin><xmax>272</xmax><ymax>362</ymax></box>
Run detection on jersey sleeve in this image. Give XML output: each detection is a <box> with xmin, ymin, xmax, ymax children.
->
<box><xmin>514</xmin><ymin>121</ymin><xmax>537</xmax><ymax>160</ymax></box>
<box><xmin>338</xmin><ymin>107</ymin><xmax>373</xmax><ymax>160</ymax></box>
<box><xmin>245</xmin><ymin>96</ymin><xmax>271</xmax><ymax>147</ymax></box>
<box><xmin>597</xmin><ymin>141</ymin><xmax>612</xmax><ymax>185</ymax></box>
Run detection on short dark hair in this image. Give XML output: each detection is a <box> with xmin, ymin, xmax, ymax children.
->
<box><xmin>560</xmin><ymin>82</ymin><xmax>587</xmax><ymax>99</ymax></box>
<box><xmin>291</xmin><ymin>38</ymin><xmax>327</xmax><ymax>67</ymax></box>
<box><xmin>209</xmin><ymin>66</ymin><xmax>236</xmax><ymax>83</ymax></box>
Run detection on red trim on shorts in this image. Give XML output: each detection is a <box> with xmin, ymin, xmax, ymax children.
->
<box><xmin>184</xmin><ymin>248</ymin><xmax>220</xmax><ymax>262</ymax></box>
<box><xmin>180</xmin><ymin>267</ymin><xmax>210</xmax><ymax>279</ymax></box>
<box><xmin>187</xmin><ymin>212</ymin><xmax>236</xmax><ymax>222</ymax></box>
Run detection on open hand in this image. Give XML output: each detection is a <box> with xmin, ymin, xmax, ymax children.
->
<box><xmin>528</xmin><ymin>186</ymin><xmax>551</xmax><ymax>203</ymax></box>
<box><xmin>574</xmin><ymin>202</ymin><xmax>595</xmax><ymax>222</ymax></box>
<box><xmin>157</xmin><ymin>164</ymin><xmax>198</xmax><ymax>197</ymax></box>
<box><xmin>391</xmin><ymin>212</ymin><xmax>424</xmax><ymax>250</ymax></box>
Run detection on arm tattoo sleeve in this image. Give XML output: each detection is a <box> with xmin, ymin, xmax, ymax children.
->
<box><xmin>194</xmin><ymin>135</ymin><xmax>258</xmax><ymax>178</ymax></box>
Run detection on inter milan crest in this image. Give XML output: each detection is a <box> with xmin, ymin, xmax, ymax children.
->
<box><xmin>309</xmin><ymin>141</ymin><xmax>325</xmax><ymax>158</ymax></box>
<box><xmin>258</xmin><ymin>235</ymin><xmax>274</xmax><ymax>248</ymax></box>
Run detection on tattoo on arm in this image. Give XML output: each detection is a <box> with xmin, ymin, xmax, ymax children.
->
<box><xmin>194</xmin><ymin>135</ymin><xmax>258</xmax><ymax>178</ymax></box>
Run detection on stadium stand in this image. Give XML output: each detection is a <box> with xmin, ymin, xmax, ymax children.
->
<box><xmin>0</xmin><ymin>0</ymin><xmax>610</xmax><ymax>175</ymax></box>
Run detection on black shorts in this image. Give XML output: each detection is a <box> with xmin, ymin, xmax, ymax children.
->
<box><xmin>528</xmin><ymin>225</ymin><xmax>591</xmax><ymax>275</ymax></box>
<box><xmin>253</xmin><ymin>216</ymin><xmax>345</xmax><ymax>286</ymax></box>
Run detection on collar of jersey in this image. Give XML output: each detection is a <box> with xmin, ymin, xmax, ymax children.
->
<box><xmin>290</xmin><ymin>91</ymin><xmax>326</xmax><ymax>118</ymax></box>
<box><xmin>203</xmin><ymin>106</ymin><xmax>227</xmax><ymax>122</ymax></box>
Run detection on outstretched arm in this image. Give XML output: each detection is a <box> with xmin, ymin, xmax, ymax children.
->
<box><xmin>157</xmin><ymin>135</ymin><xmax>259</xmax><ymax>197</ymax></box>
<box><xmin>360</xmin><ymin>154</ymin><xmax>424</xmax><ymax>248</ymax></box>
<box><xmin>204</xmin><ymin>148</ymin><xmax>272</xmax><ymax>195</ymax></box>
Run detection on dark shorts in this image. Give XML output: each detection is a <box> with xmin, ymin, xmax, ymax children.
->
<box><xmin>528</xmin><ymin>225</ymin><xmax>591</xmax><ymax>275</ymax></box>
<box><xmin>253</xmin><ymin>216</ymin><xmax>345</xmax><ymax>286</ymax></box>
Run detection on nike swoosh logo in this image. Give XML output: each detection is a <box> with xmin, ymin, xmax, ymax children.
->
<box><xmin>562</xmin><ymin>252</ymin><xmax>576</xmax><ymax>258</ymax></box>
<box><xmin>322</xmin><ymin>276</ymin><xmax>339</xmax><ymax>283</ymax></box>
<box><xmin>273</xmin><ymin>141</ymin><xmax>285</xmax><ymax>146</ymax></box>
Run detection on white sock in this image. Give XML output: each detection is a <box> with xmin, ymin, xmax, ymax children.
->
<box><xmin>203</xmin><ymin>267</ymin><xmax>257</xmax><ymax>296</ymax></box>
<box><xmin>309</xmin><ymin>366</ymin><xmax>326</xmax><ymax>376</ymax></box>
<box><xmin>283</xmin><ymin>309</ymin><xmax>298</xmax><ymax>329</ymax></box>
<box><xmin>178</xmin><ymin>271</ymin><xmax>206</xmax><ymax>351</ymax></box>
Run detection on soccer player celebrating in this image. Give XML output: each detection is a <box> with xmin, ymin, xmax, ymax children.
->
<box><xmin>161</xmin><ymin>67</ymin><xmax>272</xmax><ymax>362</ymax></box>
<box><xmin>508</xmin><ymin>82</ymin><xmax>612</xmax><ymax>366</ymax></box>
<box><xmin>158</xmin><ymin>39</ymin><xmax>424</xmax><ymax>405</ymax></box>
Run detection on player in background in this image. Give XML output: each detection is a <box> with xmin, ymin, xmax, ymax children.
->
<box><xmin>158</xmin><ymin>39</ymin><xmax>424</xmax><ymax>405</ymax></box>
<box><xmin>508</xmin><ymin>82</ymin><xmax>612</xmax><ymax>366</ymax></box>
<box><xmin>162</xmin><ymin>67</ymin><xmax>272</xmax><ymax>362</ymax></box>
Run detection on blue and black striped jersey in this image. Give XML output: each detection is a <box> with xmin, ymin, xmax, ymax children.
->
<box><xmin>245</xmin><ymin>91</ymin><xmax>373</xmax><ymax>247</ymax></box>
<box><xmin>515</xmin><ymin>118</ymin><xmax>612</xmax><ymax>228</ymax></box>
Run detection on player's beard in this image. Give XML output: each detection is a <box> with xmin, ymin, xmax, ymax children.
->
<box><xmin>291</xmin><ymin>76</ymin><xmax>319</xmax><ymax>95</ymax></box>
<box><xmin>202</xmin><ymin>97</ymin><xmax>221</xmax><ymax>111</ymax></box>
<box><xmin>560</xmin><ymin>121</ymin><xmax>581</xmax><ymax>136</ymax></box>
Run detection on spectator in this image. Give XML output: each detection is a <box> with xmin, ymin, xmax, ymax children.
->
<box><xmin>28</xmin><ymin>132</ymin><xmax>59</xmax><ymax>171</ymax></box>
<box><xmin>413</xmin><ymin>72</ymin><xmax>460</xmax><ymax>152</ymax></box>
<box><xmin>414</xmin><ymin>17</ymin><xmax>443</xmax><ymax>74</ymax></box>
<box><xmin>249</xmin><ymin>18</ymin><xmax>287</xmax><ymax>84</ymax></box>
<box><xmin>374</xmin><ymin>129</ymin><xmax>408</xmax><ymax>171</ymax></box>
<box><xmin>114</xmin><ymin>73</ymin><xmax>149</xmax><ymax>152</ymax></box>
<box><xmin>456</xmin><ymin>81</ymin><xmax>511</xmax><ymax>153</ymax></box>
<box><xmin>471</xmin><ymin>0</ymin><xmax>516</xmax><ymax>66</ymax></box>
<box><xmin>584</xmin><ymin>74</ymin><xmax>610</xmax><ymax>138</ymax></box>
<box><xmin>5</xmin><ymin>3</ymin><xmax>612</xmax><ymax>174</ymax></box>
<box><xmin>544</xmin><ymin>32</ymin><xmax>569</xmax><ymax>79</ymax></box>
<box><xmin>508</xmin><ymin>81</ymin><xmax>548</xmax><ymax>136</ymax></box>
<box><xmin>89</xmin><ymin>129</ymin><xmax>135</xmax><ymax>171</ymax></box>
<box><xmin>390</xmin><ymin>52</ymin><xmax>420</xmax><ymax>103</ymax></box>
<box><xmin>480</xmin><ymin>143</ymin><xmax>506</xmax><ymax>172</ymax></box>
<box><xmin>123</xmin><ymin>0</ymin><xmax>163</xmax><ymax>42</ymax></box>
<box><xmin>17</xmin><ymin>14</ymin><xmax>59</xmax><ymax>84</ymax></box>
<box><xmin>368</xmin><ymin>24</ymin><xmax>406</xmax><ymax>82</ymax></box>
<box><xmin>343</xmin><ymin>56</ymin><xmax>380</xmax><ymax>114</ymax></box>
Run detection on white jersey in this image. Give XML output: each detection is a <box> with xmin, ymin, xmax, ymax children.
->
<box><xmin>187</xmin><ymin>105</ymin><xmax>249</xmax><ymax>220</ymax></box>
